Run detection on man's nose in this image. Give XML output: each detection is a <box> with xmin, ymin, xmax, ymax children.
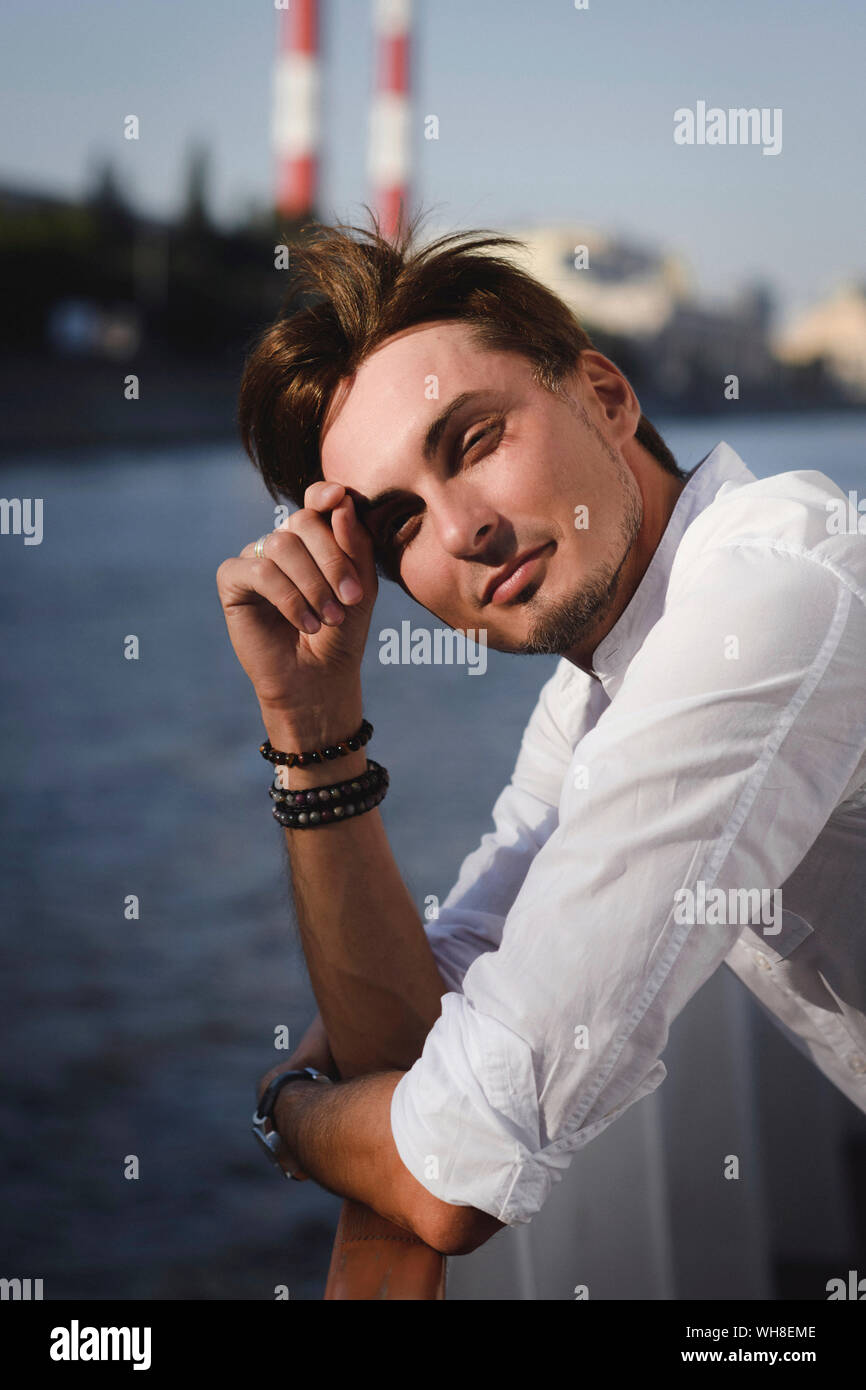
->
<box><xmin>431</xmin><ymin>487</ymin><xmax>498</xmax><ymax>557</ymax></box>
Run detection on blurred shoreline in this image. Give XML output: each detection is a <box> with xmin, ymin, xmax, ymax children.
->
<box><xmin>0</xmin><ymin>352</ymin><xmax>244</xmax><ymax>455</ymax></box>
<box><xmin>2</xmin><ymin>351</ymin><xmax>862</xmax><ymax>458</ymax></box>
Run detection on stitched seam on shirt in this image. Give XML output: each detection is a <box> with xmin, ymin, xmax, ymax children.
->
<box><xmin>716</xmin><ymin>537</ymin><xmax>866</xmax><ymax>609</ymax></box>
<box><xmin>702</xmin><ymin>579</ymin><xmax>851</xmax><ymax>883</ymax></box>
<box><xmin>555</xmin><ymin>574</ymin><xmax>854</xmax><ymax>1141</ymax></box>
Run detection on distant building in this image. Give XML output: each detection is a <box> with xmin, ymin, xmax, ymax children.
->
<box><xmin>499</xmin><ymin>225</ymin><xmax>781</xmax><ymax>405</ymax></box>
<box><xmin>773</xmin><ymin>284</ymin><xmax>866</xmax><ymax>402</ymax></box>
<box><xmin>504</xmin><ymin>223</ymin><xmax>689</xmax><ymax>339</ymax></box>
<box><xmin>651</xmin><ymin>286</ymin><xmax>778</xmax><ymax>399</ymax></box>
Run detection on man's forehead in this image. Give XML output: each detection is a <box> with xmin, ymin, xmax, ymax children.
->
<box><xmin>320</xmin><ymin>319</ymin><xmax>512</xmax><ymax>488</ymax></box>
<box><xmin>322</xmin><ymin>320</ymin><xmax>486</xmax><ymax>436</ymax></box>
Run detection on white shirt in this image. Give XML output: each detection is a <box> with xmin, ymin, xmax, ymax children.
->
<box><xmin>389</xmin><ymin>441</ymin><xmax>866</xmax><ymax>1225</ymax></box>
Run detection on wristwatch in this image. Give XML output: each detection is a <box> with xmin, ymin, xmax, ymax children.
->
<box><xmin>252</xmin><ymin>1066</ymin><xmax>333</xmax><ymax>1180</ymax></box>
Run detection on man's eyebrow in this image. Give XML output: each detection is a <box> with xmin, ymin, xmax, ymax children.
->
<box><xmin>357</xmin><ymin>390</ymin><xmax>490</xmax><ymax>518</ymax></box>
<box><xmin>421</xmin><ymin>389</ymin><xmax>481</xmax><ymax>462</ymax></box>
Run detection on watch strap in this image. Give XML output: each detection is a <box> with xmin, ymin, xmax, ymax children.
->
<box><xmin>254</xmin><ymin>1065</ymin><xmax>332</xmax><ymax>1125</ymax></box>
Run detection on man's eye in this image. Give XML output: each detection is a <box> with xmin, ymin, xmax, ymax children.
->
<box><xmin>375</xmin><ymin>421</ymin><xmax>504</xmax><ymax>557</ymax></box>
<box><xmin>384</xmin><ymin>511</ymin><xmax>419</xmax><ymax>544</ymax></box>
<box><xmin>465</xmin><ymin>419</ymin><xmax>502</xmax><ymax>451</ymax></box>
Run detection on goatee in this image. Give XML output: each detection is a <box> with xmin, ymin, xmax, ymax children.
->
<box><xmin>515</xmin><ymin>482</ymin><xmax>642</xmax><ymax>657</ymax></box>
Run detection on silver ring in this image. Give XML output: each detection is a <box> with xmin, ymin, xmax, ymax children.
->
<box><xmin>253</xmin><ymin>534</ymin><xmax>269</xmax><ymax>559</ymax></box>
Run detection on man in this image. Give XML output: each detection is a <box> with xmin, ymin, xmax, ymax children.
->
<box><xmin>216</xmin><ymin>217</ymin><xmax>866</xmax><ymax>1257</ymax></box>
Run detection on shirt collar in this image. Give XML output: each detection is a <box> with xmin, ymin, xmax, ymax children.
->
<box><xmin>589</xmin><ymin>441</ymin><xmax>755</xmax><ymax>696</ymax></box>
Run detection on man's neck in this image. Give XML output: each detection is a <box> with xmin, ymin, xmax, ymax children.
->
<box><xmin>565</xmin><ymin>463</ymin><xmax>688</xmax><ymax>677</ymax></box>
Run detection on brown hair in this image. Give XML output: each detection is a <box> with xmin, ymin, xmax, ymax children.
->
<box><xmin>238</xmin><ymin>209</ymin><xmax>683</xmax><ymax>526</ymax></box>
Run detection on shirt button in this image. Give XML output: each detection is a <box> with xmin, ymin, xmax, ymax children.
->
<box><xmin>848</xmin><ymin>1054</ymin><xmax>866</xmax><ymax>1075</ymax></box>
<box><xmin>752</xmin><ymin>950</ymin><xmax>773</xmax><ymax>971</ymax></box>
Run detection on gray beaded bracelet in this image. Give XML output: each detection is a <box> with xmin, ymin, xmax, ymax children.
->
<box><xmin>270</xmin><ymin>758</ymin><xmax>390</xmax><ymax>828</ymax></box>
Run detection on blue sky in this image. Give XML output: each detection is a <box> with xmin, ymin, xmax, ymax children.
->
<box><xmin>2</xmin><ymin>0</ymin><xmax>864</xmax><ymax>325</ymax></box>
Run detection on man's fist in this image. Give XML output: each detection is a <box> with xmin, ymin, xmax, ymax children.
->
<box><xmin>216</xmin><ymin>482</ymin><xmax>378</xmax><ymax>739</ymax></box>
<box><xmin>255</xmin><ymin>1014</ymin><xmax>340</xmax><ymax>1181</ymax></box>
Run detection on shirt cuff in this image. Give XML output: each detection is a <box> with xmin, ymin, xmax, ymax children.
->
<box><xmin>389</xmin><ymin>993</ymin><xmax>560</xmax><ymax>1225</ymax></box>
<box><xmin>390</xmin><ymin>992</ymin><xmax>669</xmax><ymax>1225</ymax></box>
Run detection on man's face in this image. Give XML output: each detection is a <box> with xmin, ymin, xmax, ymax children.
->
<box><xmin>319</xmin><ymin>320</ymin><xmax>646</xmax><ymax>663</ymax></box>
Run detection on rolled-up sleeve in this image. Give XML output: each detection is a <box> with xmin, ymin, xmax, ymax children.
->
<box><xmin>392</xmin><ymin>538</ymin><xmax>866</xmax><ymax>1224</ymax></box>
<box><xmin>421</xmin><ymin>658</ymin><xmax>600</xmax><ymax>993</ymax></box>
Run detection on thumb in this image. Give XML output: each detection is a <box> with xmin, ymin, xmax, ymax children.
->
<box><xmin>330</xmin><ymin>493</ymin><xmax>378</xmax><ymax>596</ymax></box>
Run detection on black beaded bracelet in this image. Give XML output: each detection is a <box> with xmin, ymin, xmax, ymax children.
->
<box><xmin>271</xmin><ymin>759</ymin><xmax>390</xmax><ymax>828</ymax></box>
<box><xmin>260</xmin><ymin>717</ymin><xmax>373</xmax><ymax>768</ymax></box>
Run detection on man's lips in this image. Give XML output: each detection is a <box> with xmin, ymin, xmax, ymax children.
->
<box><xmin>482</xmin><ymin>542</ymin><xmax>554</xmax><ymax>606</ymax></box>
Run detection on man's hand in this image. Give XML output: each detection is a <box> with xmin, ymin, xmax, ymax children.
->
<box><xmin>281</xmin><ymin>1011</ymin><xmax>341</xmax><ymax>1081</ymax></box>
<box><xmin>256</xmin><ymin>1016</ymin><xmax>339</xmax><ymax>1180</ymax></box>
<box><xmin>215</xmin><ymin>481</ymin><xmax>378</xmax><ymax>743</ymax></box>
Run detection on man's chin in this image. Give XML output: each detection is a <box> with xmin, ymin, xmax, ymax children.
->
<box><xmin>521</xmin><ymin>606</ymin><xmax>606</xmax><ymax>656</ymax></box>
<box><xmin>514</xmin><ymin>520</ymin><xmax>640</xmax><ymax>657</ymax></box>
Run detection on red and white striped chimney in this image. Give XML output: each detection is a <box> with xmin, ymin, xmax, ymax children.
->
<box><xmin>368</xmin><ymin>0</ymin><xmax>412</xmax><ymax>242</ymax></box>
<box><xmin>273</xmin><ymin>0</ymin><xmax>320</xmax><ymax>218</ymax></box>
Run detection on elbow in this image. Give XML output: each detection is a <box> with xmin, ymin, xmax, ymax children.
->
<box><xmin>418</xmin><ymin>1203</ymin><xmax>505</xmax><ymax>1256</ymax></box>
<box><xmin>392</xmin><ymin>1143</ymin><xmax>506</xmax><ymax>1255</ymax></box>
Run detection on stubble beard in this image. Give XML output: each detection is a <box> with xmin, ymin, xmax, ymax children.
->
<box><xmin>510</xmin><ymin>460</ymin><xmax>643</xmax><ymax>657</ymax></box>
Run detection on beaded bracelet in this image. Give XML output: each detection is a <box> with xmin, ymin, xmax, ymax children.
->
<box><xmin>270</xmin><ymin>759</ymin><xmax>390</xmax><ymax>828</ymax></box>
<box><xmin>269</xmin><ymin>757</ymin><xmax>388</xmax><ymax>806</ymax></box>
<box><xmin>260</xmin><ymin>717</ymin><xmax>373</xmax><ymax>769</ymax></box>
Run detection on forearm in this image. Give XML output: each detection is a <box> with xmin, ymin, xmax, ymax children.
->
<box><xmin>276</xmin><ymin>1072</ymin><xmax>412</xmax><ymax>1222</ymax></box>
<box><xmin>271</xmin><ymin>1071</ymin><xmax>503</xmax><ymax>1254</ymax></box>
<box><xmin>263</xmin><ymin>698</ymin><xmax>448</xmax><ymax>1080</ymax></box>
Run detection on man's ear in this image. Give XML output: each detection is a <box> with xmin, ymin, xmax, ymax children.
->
<box><xmin>576</xmin><ymin>351</ymin><xmax>641</xmax><ymax>438</ymax></box>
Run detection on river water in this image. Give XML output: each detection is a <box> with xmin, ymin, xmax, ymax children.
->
<box><xmin>0</xmin><ymin>412</ymin><xmax>863</xmax><ymax>1299</ymax></box>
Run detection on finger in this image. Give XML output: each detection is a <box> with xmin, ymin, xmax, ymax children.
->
<box><xmin>239</xmin><ymin>532</ymin><xmax>285</xmax><ymax>560</ymax></box>
<box><xmin>216</xmin><ymin>555</ymin><xmax>323</xmax><ymax>634</ymax></box>
<box><xmin>303</xmin><ymin>480</ymin><xmax>345</xmax><ymax>512</ymax></box>
<box><xmin>237</xmin><ymin>531</ymin><xmax>345</xmax><ymax>623</ymax></box>
<box><xmin>282</xmin><ymin>1159</ymin><xmax>310</xmax><ymax>1181</ymax></box>
<box><xmin>301</xmin><ymin>483</ymin><xmax>377</xmax><ymax>593</ymax></box>
<box><xmin>242</xmin><ymin>515</ymin><xmax>364</xmax><ymax>612</ymax></box>
<box><xmin>277</xmin><ymin>511</ymin><xmax>366</xmax><ymax>610</ymax></box>
<box><xmin>329</xmin><ymin>493</ymin><xmax>377</xmax><ymax>590</ymax></box>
